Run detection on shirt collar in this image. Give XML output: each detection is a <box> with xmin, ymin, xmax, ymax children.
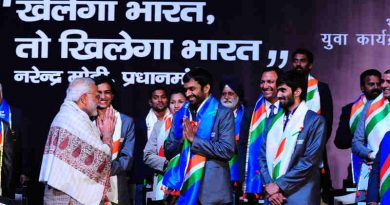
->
<box><xmin>265</xmin><ymin>100</ymin><xmax>279</xmax><ymax>116</ymax></box>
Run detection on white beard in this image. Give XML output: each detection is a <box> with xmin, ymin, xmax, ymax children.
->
<box><xmin>221</xmin><ymin>97</ymin><xmax>239</xmax><ymax>109</ymax></box>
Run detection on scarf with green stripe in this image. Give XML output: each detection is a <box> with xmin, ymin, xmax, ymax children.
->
<box><xmin>357</xmin><ymin>94</ymin><xmax>390</xmax><ymax>191</ymax></box>
<box><xmin>306</xmin><ymin>75</ymin><xmax>321</xmax><ymax>114</ymax></box>
<box><xmin>349</xmin><ymin>94</ymin><xmax>366</xmax><ymax>184</ymax></box>
<box><xmin>162</xmin><ymin>96</ymin><xmax>219</xmax><ymax>205</ymax></box>
<box><xmin>244</xmin><ymin>95</ymin><xmax>266</xmax><ymax>194</ymax></box>
<box><xmin>267</xmin><ymin>101</ymin><xmax>307</xmax><ymax>180</ymax></box>
<box><xmin>154</xmin><ymin>114</ymin><xmax>172</xmax><ymax>200</ymax></box>
<box><xmin>366</xmin><ymin>93</ymin><xmax>390</xmax><ymax>155</ymax></box>
<box><xmin>379</xmin><ymin>132</ymin><xmax>390</xmax><ymax>204</ymax></box>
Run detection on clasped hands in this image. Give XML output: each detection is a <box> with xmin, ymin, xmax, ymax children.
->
<box><xmin>182</xmin><ymin>116</ymin><xmax>198</xmax><ymax>143</ymax></box>
<box><xmin>265</xmin><ymin>183</ymin><xmax>286</xmax><ymax>205</ymax></box>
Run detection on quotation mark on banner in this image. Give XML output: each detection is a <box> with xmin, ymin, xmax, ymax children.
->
<box><xmin>266</xmin><ymin>50</ymin><xmax>289</xmax><ymax>68</ymax></box>
<box><xmin>2</xmin><ymin>0</ymin><xmax>12</xmax><ymax>7</ymax></box>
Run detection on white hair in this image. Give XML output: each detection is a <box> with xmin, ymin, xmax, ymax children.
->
<box><xmin>65</xmin><ymin>78</ymin><xmax>95</xmax><ymax>102</ymax></box>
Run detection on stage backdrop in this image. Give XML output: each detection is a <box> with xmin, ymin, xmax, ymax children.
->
<box><xmin>0</xmin><ymin>0</ymin><xmax>389</xmax><ymax>200</ymax></box>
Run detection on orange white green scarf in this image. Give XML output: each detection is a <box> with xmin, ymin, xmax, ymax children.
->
<box><xmin>306</xmin><ymin>75</ymin><xmax>321</xmax><ymax>114</ymax></box>
<box><xmin>349</xmin><ymin>94</ymin><xmax>366</xmax><ymax>184</ymax></box>
<box><xmin>155</xmin><ymin>114</ymin><xmax>172</xmax><ymax>200</ymax></box>
<box><xmin>357</xmin><ymin>94</ymin><xmax>390</xmax><ymax>192</ymax></box>
<box><xmin>267</xmin><ymin>102</ymin><xmax>307</xmax><ymax>180</ymax></box>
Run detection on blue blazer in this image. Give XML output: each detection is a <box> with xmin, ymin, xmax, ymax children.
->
<box><xmin>259</xmin><ymin>110</ymin><xmax>327</xmax><ymax>205</ymax></box>
<box><xmin>165</xmin><ymin>105</ymin><xmax>235</xmax><ymax>204</ymax></box>
<box><xmin>112</xmin><ymin>113</ymin><xmax>135</xmax><ymax>205</ymax></box>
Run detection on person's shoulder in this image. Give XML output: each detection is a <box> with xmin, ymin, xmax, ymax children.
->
<box><xmin>318</xmin><ymin>81</ymin><xmax>330</xmax><ymax>89</ymax></box>
<box><xmin>120</xmin><ymin>113</ymin><xmax>135</xmax><ymax>128</ymax></box>
<box><xmin>342</xmin><ymin>103</ymin><xmax>353</xmax><ymax>111</ymax></box>
<box><xmin>305</xmin><ymin>110</ymin><xmax>325</xmax><ymax>124</ymax></box>
<box><xmin>120</xmin><ymin>112</ymin><xmax>133</xmax><ymax>121</ymax></box>
<box><xmin>218</xmin><ymin>104</ymin><xmax>233</xmax><ymax>113</ymax></box>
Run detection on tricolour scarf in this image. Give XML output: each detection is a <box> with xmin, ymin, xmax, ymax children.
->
<box><xmin>306</xmin><ymin>74</ymin><xmax>321</xmax><ymax>114</ymax></box>
<box><xmin>349</xmin><ymin>94</ymin><xmax>366</xmax><ymax>185</ymax></box>
<box><xmin>154</xmin><ymin>114</ymin><xmax>172</xmax><ymax>200</ymax></box>
<box><xmin>365</xmin><ymin>93</ymin><xmax>390</xmax><ymax>155</ymax></box>
<box><xmin>146</xmin><ymin>108</ymin><xmax>170</xmax><ymax>139</ymax></box>
<box><xmin>229</xmin><ymin>104</ymin><xmax>244</xmax><ymax>182</ymax></box>
<box><xmin>39</xmin><ymin>100</ymin><xmax>112</xmax><ymax>205</ymax></box>
<box><xmin>267</xmin><ymin>102</ymin><xmax>307</xmax><ymax>180</ymax></box>
<box><xmin>358</xmin><ymin>94</ymin><xmax>390</xmax><ymax>191</ymax></box>
<box><xmin>379</xmin><ymin>132</ymin><xmax>390</xmax><ymax>204</ymax></box>
<box><xmin>244</xmin><ymin>95</ymin><xmax>266</xmax><ymax>194</ymax></box>
<box><xmin>163</xmin><ymin>96</ymin><xmax>219</xmax><ymax>205</ymax></box>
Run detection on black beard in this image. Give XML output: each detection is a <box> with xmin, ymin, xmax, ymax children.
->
<box><xmin>365</xmin><ymin>89</ymin><xmax>381</xmax><ymax>100</ymax></box>
<box><xmin>280</xmin><ymin>96</ymin><xmax>294</xmax><ymax>109</ymax></box>
<box><xmin>152</xmin><ymin>107</ymin><xmax>167</xmax><ymax>113</ymax></box>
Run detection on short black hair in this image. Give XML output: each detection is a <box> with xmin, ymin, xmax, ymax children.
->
<box><xmin>360</xmin><ymin>69</ymin><xmax>382</xmax><ymax>86</ymax></box>
<box><xmin>292</xmin><ymin>48</ymin><xmax>314</xmax><ymax>64</ymax></box>
<box><xmin>94</xmin><ymin>75</ymin><xmax>116</xmax><ymax>95</ymax></box>
<box><xmin>169</xmin><ymin>86</ymin><xmax>186</xmax><ymax>98</ymax></box>
<box><xmin>277</xmin><ymin>70</ymin><xmax>307</xmax><ymax>100</ymax></box>
<box><xmin>183</xmin><ymin>67</ymin><xmax>213</xmax><ymax>89</ymax></box>
<box><xmin>384</xmin><ymin>69</ymin><xmax>390</xmax><ymax>74</ymax></box>
<box><xmin>149</xmin><ymin>85</ymin><xmax>168</xmax><ymax>100</ymax></box>
<box><xmin>260</xmin><ymin>67</ymin><xmax>283</xmax><ymax>79</ymax></box>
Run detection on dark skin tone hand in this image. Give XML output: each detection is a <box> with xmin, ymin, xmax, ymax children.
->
<box><xmin>182</xmin><ymin>116</ymin><xmax>198</xmax><ymax>143</ymax></box>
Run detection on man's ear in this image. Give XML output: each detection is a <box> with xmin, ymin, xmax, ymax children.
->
<box><xmin>308</xmin><ymin>63</ymin><xmax>313</xmax><ymax>70</ymax></box>
<box><xmin>203</xmin><ymin>84</ymin><xmax>211</xmax><ymax>95</ymax></box>
<box><xmin>148</xmin><ymin>99</ymin><xmax>152</xmax><ymax>106</ymax></box>
<box><xmin>78</xmin><ymin>93</ymin><xmax>87</xmax><ymax>106</ymax></box>
<box><xmin>294</xmin><ymin>87</ymin><xmax>302</xmax><ymax>98</ymax></box>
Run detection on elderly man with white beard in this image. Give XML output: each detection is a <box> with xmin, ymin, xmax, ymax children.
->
<box><xmin>219</xmin><ymin>77</ymin><xmax>252</xmax><ymax>205</ymax></box>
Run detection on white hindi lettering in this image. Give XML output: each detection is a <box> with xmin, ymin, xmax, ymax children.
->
<box><xmin>59</xmin><ymin>29</ymin><xmax>173</xmax><ymax>60</ymax></box>
<box><xmin>126</xmin><ymin>1</ymin><xmax>209</xmax><ymax>23</ymax></box>
<box><xmin>14</xmin><ymin>66</ymin><xmax>63</xmax><ymax>86</ymax></box>
<box><xmin>13</xmin><ymin>66</ymin><xmax>193</xmax><ymax>86</ymax></box>
<box><xmin>67</xmin><ymin>66</ymin><xmax>110</xmax><ymax>82</ymax></box>
<box><xmin>320</xmin><ymin>33</ymin><xmax>348</xmax><ymax>50</ymax></box>
<box><xmin>181</xmin><ymin>40</ymin><xmax>262</xmax><ymax>61</ymax></box>
<box><xmin>15</xmin><ymin>0</ymin><xmax>117</xmax><ymax>22</ymax></box>
<box><xmin>356</xmin><ymin>30</ymin><xmax>390</xmax><ymax>46</ymax></box>
<box><xmin>356</xmin><ymin>34</ymin><xmax>374</xmax><ymax>46</ymax></box>
<box><xmin>15</xmin><ymin>30</ymin><xmax>52</xmax><ymax>58</ymax></box>
<box><xmin>122</xmin><ymin>68</ymin><xmax>190</xmax><ymax>86</ymax></box>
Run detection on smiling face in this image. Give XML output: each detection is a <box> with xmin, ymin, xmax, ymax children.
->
<box><xmin>184</xmin><ymin>79</ymin><xmax>209</xmax><ymax>107</ymax></box>
<box><xmin>277</xmin><ymin>84</ymin><xmax>295</xmax><ymax>109</ymax></box>
<box><xmin>169</xmin><ymin>93</ymin><xmax>186</xmax><ymax>114</ymax></box>
<box><xmin>382</xmin><ymin>73</ymin><xmax>390</xmax><ymax>100</ymax></box>
<box><xmin>260</xmin><ymin>71</ymin><xmax>278</xmax><ymax>103</ymax></box>
<box><xmin>97</xmin><ymin>82</ymin><xmax>114</xmax><ymax>109</ymax></box>
<box><xmin>149</xmin><ymin>89</ymin><xmax>168</xmax><ymax>112</ymax></box>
